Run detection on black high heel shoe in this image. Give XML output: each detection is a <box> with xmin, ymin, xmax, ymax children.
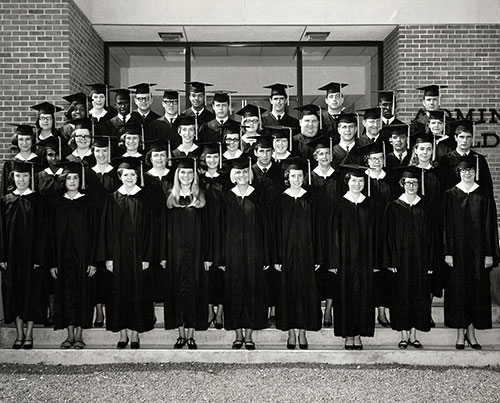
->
<box><xmin>455</xmin><ymin>342</ymin><xmax>465</xmax><ymax>350</ymax></box>
<box><xmin>298</xmin><ymin>335</ymin><xmax>308</xmax><ymax>350</ymax></box>
<box><xmin>174</xmin><ymin>337</ymin><xmax>186</xmax><ymax>349</ymax></box>
<box><xmin>116</xmin><ymin>338</ymin><xmax>129</xmax><ymax>349</ymax></box>
<box><xmin>287</xmin><ymin>336</ymin><xmax>296</xmax><ymax>350</ymax></box>
<box><xmin>23</xmin><ymin>338</ymin><xmax>33</xmax><ymax>350</ymax></box>
<box><xmin>465</xmin><ymin>334</ymin><xmax>482</xmax><ymax>350</ymax></box>
<box><xmin>186</xmin><ymin>338</ymin><xmax>197</xmax><ymax>350</ymax></box>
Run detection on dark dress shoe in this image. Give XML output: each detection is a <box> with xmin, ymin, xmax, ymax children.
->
<box><xmin>344</xmin><ymin>342</ymin><xmax>354</xmax><ymax>350</ymax></box>
<box><xmin>186</xmin><ymin>338</ymin><xmax>197</xmax><ymax>350</ymax></box>
<box><xmin>93</xmin><ymin>320</ymin><xmax>104</xmax><ymax>328</ymax></box>
<box><xmin>455</xmin><ymin>343</ymin><xmax>465</xmax><ymax>350</ymax></box>
<box><xmin>353</xmin><ymin>341</ymin><xmax>363</xmax><ymax>350</ymax></box>
<box><xmin>232</xmin><ymin>339</ymin><xmax>244</xmax><ymax>349</ymax></box>
<box><xmin>12</xmin><ymin>338</ymin><xmax>24</xmax><ymax>350</ymax></box>
<box><xmin>23</xmin><ymin>339</ymin><xmax>33</xmax><ymax>350</ymax></box>
<box><xmin>130</xmin><ymin>341</ymin><xmax>140</xmax><ymax>349</ymax></box>
<box><xmin>465</xmin><ymin>335</ymin><xmax>482</xmax><ymax>350</ymax></box>
<box><xmin>299</xmin><ymin>342</ymin><xmax>308</xmax><ymax>350</ymax></box>
<box><xmin>215</xmin><ymin>321</ymin><xmax>223</xmax><ymax>330</ymax></box>
<box><xmin>409</xmin><ymin>339</ymin><xmax>423</xmax><ymax>349</ymax></box>
<box><xmin>174</xmin><ymin>337</ymin><xmax>186</xmax><ymax>349</ymax></box>
<box><xmin>245</xmin><ymin>341</ymin><xmax>256</xmax><ymax>350</ymax></box>
<box><xmin>116</xmin><ymin>338</ymin><xmax>129</xmax><ymax>349</ymax></box>
<box><xmin>322</xmin><ymin>320</ymin><xmax>333</xmax><ymax>328</ymax></box>
<box><xmin>398</xmin><ymin>340</ymin><xmax>409</xmax><ymax>349</ymax></box>
<box><xmin>287</xmin><ymin>342</ymin><xmax>296</xmax><ymax>350</ymax></box>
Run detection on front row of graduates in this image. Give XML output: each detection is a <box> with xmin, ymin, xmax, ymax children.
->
<box><xmin>1</xmin><ymin>139</ymin><xmax>498</xmax><ymax>351</ymax></box>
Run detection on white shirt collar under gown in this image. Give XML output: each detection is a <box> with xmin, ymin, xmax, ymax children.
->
<box><xmin>44</xmin><ymin>167</ymin><xmax>64</xmax><ymax>176</ymax></box>
<box><xmin>284</xmin><ymin>187</ymin><xmax>307</xmax><ymax>199</ymax></box>
<box><xmin>365</xmin><ymin>169</ymin><xmax>387</xmax><ymax>180</ymax></box>
<box><xmin>92</xmin><ymin>164</ymin><xmax>114</xmax><ymax>174</ymax></box>
<box><xmin>313</xmin><ymin>165</ymin><xmax>335</xmax><ymax>178</ymax></box>
<box><xmin>456</xmin><ymin>181</ymin><xmax>479</xmax><ymax>194</ymax></box>
<box><xmin>204</xmin><ymin>171</ymin><xmax>220</xmax><ymax>178</ymax></box>
<box><xmin>14</xmin><ymin>152</ymin><xmax>38</xmax><ymax>161</ymax></box>
<box><xmin>72</xmin><ymin>149</ymin><xmax>93</xmax><ymax>158</ymax></box>
<box><xmin>273</xmin><ymin>151</ymin><xmax>291</xmax><ymax>161</ymax></box>
<box><xmin>122</xmin><ymin>151</ymin><xmax>143</xmax><ymax>157</ymax></box>
<box><xmin>231</xmin><ymin>185</ymin><xmax>255</xmax><ymax>198</ymax></box>
<box><xmin>13</xmin><ymin>189</ymin><xmax>34</xmax><ymax>196</ymax></box>
<box><xmin>64</xmin><ymin>191</ymin><xmax>85</xmax><ymax>200</ymax></box>
<box><xmin>223</xmin><ymin>149</ymin><xmax>242</xmax><ymax>160</ymax></box>
<box><xmin>343</xmin><ymin>191</ymin><xmax>366</xmax><ymax>204</ymax></box>
<box><xmin>398</xmin><ymin>193</ymin><xmax>422</xmax><ymax>206</ymax></box>
<box><xmin>147</xmin><ymin>167</ymin><xmax>170</xmax><ymax>178</ymax></box>
<box><xmin>89</xmin><ymin>108</ymin><xmax>108</xmax><ymax>120</ymax></box>
<box><xmin>117</xmin><ymin>185</ymin><xmax>141</xmax><ymax>195</ymax></box>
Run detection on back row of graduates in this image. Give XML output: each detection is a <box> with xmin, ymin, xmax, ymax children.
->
<box><xmin>1</xmin><ymin>80</ymin><xmax>498</xmax><ymax>351</ymax></box>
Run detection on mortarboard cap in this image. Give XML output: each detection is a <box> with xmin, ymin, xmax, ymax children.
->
<box><xmin>169</xmin><ymin>157</ymin><xmax>196</xmax><ymax>170</ymax></box>
<box><xmin>110</xmin><ymin>88</ymin><xmax>131</xmax><ymax>99</ymax></box>
<box><xmin>336</xmin><ymin>113</ymin><xmax>358</xmax><ymax>125</ymax></box>
<box><xmin>248</xmin><ymin>135</ymin><xmax>273</xmax><ymax>149</ymax></box>
<box><xmin>7</xmin><ymin>123</ymin><xmax>35</xmax><ymax>137</ymax></box>
<box><xmin>411</xmin><ymin>131</ymin><xmax>434</xmax><ymax>145</ymax></box>
<box><xmin>306</xmin><ymin>135</ymin><xmax>331</xmax><ymax>151</ymax></box>
<box><xmin>358</xmin><ymin>107</ymin><xmax>382</xmax><ymax>120</ymax></box>
<box><xmin>31</xmin><ymin>102</ymin><xmax>63</xmax><ymax>115</ymax></box>
<box><xmin>185</xmin><ymin>81</ymin><xmax>213</xmax><ymax>93</ymax></box>
<box><xmin>37</xmin><ymin>137</ymin><xmax>60</xmax><ymax>152</ymax></box>
<box><xmin>86</xmin><ymin>83</ymin><xmax>113</xmax><ymax>95</ymax></box>
<box><xmin>158</xmin><ymin>89</ymin><xmax>180</xmax><ymax>100</ymax></box>
<box><xmin>212</xmin><ymin>91</ymin><xmax>230</xmax><ymax>103</ymax></box>
<box><xmin>339</xmin><ymin>164</ymin><xmax>367</xmax><ymax>178</ymax></box>
<box><xmin>318</xmin><ymin>82</ymin><xmax>348</xmax><ymax>94</ymax></box>
<box><xmin>353</xmin><ymin>141</ymin><xmax>385</xmax><ymax>158</ymax></box>
<box><xmin>70</xmin><ymin>118</ymin><xmax>92</xmax><ymax>131</ymax></box>
<box><xmin>230</xmin><ymin>156</ymin><xmax>252</xmax><ymax>170</ymax></box>
<box><xmin>381</xmin><ymin>124</ymin><xmax>409</xmax><ymax>138</ymax></box>
<box><xmin>416</xmin><ymin>84</ymin><xmax>447</xmax><ymax>97</ymax></box>
<box><xmin>12</xmin><ymin>160</ymin><xmax>36</xmax><ymax>174</ymax></box>
<box><xmin>392</xmin><ymin>165</ymin><xmax>421</xmax><ymax>180</ymax></box>
<box><xmin>114</xmin><ymin>156</ymin><xmax>143</xmax><ymax>171</ymax></box>
<box><xmin>92</xmin><ymin>135</ymin><xmax>116</xmax><ymax>148</ymax></box>
<box><xmin>176</xmin><ymin>115</ymin><xmax>196</xmax><ymax>126</ymax></box>
<box><xmin>263</xmin><ymin>83</ymin><xmax>293</xmax><ymax>97</ymax></box>
<box><xmin>428</xmin><ymin>110</ymin><xmax>445</xmax><ymax>121</ymax></box>
<box><xmin>128</xmin><ymin>83</ymin><xmax>157</xmax><ymax>94</ymax></box>
<box><xmin>456</xmin><ymin>155</ymin><xmax>476</xmax><ymax>170</ymax></box>
<box><xmin>373</xmin><ymin>90</ymin><xmax>395</xmax><ymax>102</ymax></box>
<box><xmin>62</xmin><ymin>92</ymin><xmax>87</xmax><ymax>105</ymax></box>
<box><xmin>145</xmin><ymin>140</ymin><xmax>168</xmax><ymax>153</ymax></box>
<box><xmin>295</xmin><ymin>104</ymin><xmax>321</xmax><ymax>118</ymax></box>
<box><xmin>447</xmin><ymin>119</ymin><xmax>473</xmax><ymax>136</ymax></box>
<box><xmin>236</xmin><ymin>104</ymin><xmax>267</xmax><ymax>118</ymax></box>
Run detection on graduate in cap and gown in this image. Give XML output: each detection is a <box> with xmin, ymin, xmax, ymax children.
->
<box><xmin>0</xmin><ymin>160</ymin><xmax>51</xmax><ymax>349</ymax></box>
<box><xmin>171</xmin><ymin>115</ymin><xmax>203</xmax><ymax>159</ymax></box>
<box><xmin>164</xmin><ymin>157</ymin><xmax>209</xmax><ymax>350</ymax></box>
<box><xmin>327</xmin><ymin>164</ymin><xmax>375</xmax><ymax>350</ymax></box>
<box><xmin>357</xmin><ymin>107</ymin><xmax>384</xmax><ymax>146</ymax></box>
<box><xmin>410</xmin><ymin>84</ymin><xmax>450</xmax><ymax>134</ymax></box>
<box><xmin>318</xmin><ymin>82</ymin><xmax>349</xmax><ymax>144</ymax></box>
<box><xmin>149</xmin><ymin>89</ymin><xmax>183</xmax><ymax>149</ymax></box>
<box><xmin>307</xmin><ymin>135</ymin><xmax>343</xmax><ymax>328</ymax></box>
<box><xmin>293</xmin><ymin>104</ymin><xmax>322</xmax><ymax>162</ymax></box>
<box><xmin>60</xmin><ymin>92</ymin><xmax>88</xmax><ymax>141</ymax></box>
<box><xmin>375</xmin><ymin>90</ymin><xmax>405</xmax><ymax>126</ymax></box>
<box><xmin>31</xmin><ymin>101</ymin><xmax>64</xmax><ymax>144</ymax></box>
<box><xmin>273</xmin><ymin>158</ymin><xmax>322</xmax><ymax>349</ymax></box>
<box><xmin>221</xmin><ymin>157</ymin><xmax>269</xmax><ymax>349</ymax></box>
<box><xmin>36</xmin><ymin>137</ymin><xmax>64</xmax><ymax>200</ymax></box>
<box><xmin>198</xmin><ymin>143</ymin><xmax>229</xmax><ymax>330</ymax></box>
<box><xmin>109</xmin><ymin>88</ymin><xmax>139</xmax><ymax>137</ymax></box>
<box><xmin>426</xmin><ymin>110</ymin><xmax>456</xmax><ymax>162</ymax></box>
<box><xmin>1</xmin><ymin>124</ymin><xmax>40</xmax><ymax>197</ymax></box>
<box><xmin>270</xmin><ymin>126</ymin><xmax>294</xmax><ymax>162</ymax></box>
<box><xmin>331</xmin><ymin>113</ymin><xmax>363</xmax><ymax>168</ymax></box>
<box><xmin>382</xmin><ymin>165</ymin><xmax>434</xmax><ymax>349</ymax></box>
<box><xmin>66</xmin><ymin>118</ymin><xmax>97</xmax><ymax>167</ymax></box>
<box><xmin>383</xmin><ymin>124</ymin><xmax>412</xmax><ymax>198</ymax></box>
<box><xmin>439</xmin><ymin>120</ymin><xmax>493</xmax><ymax>196</ymax></box>
<box><xmin>443</xmin><ymin>155</ymin><xmax>499</xmax><ymax>349</ymax></box>
<box><xmin>353</xmin><ymin>141</ymin><xmax>392</xmax><ymax>327</ymax></box>
<box><xmin>129</xmin><ymin>82</ymin><xmax>161</xmax><ymax>132</ymax></box>
<box><xmin>182</xmin><ymin>81</ymin><xmax>215</xmax><ymax>123</ymax></box>
<box><xmin>86</xmin><ymin>83</ymin><xmax>116</xmax><ymax>137</ymax></box>
<box><xmin>261</xmin><ymin>83</ymin><xmax>299</xmax><ymax>128</ymax></box>
<box><xmin>221</xmin><ymin>125</ymin><xmax>245</xmax><ymax>163</ymax></box>
<box><xmin>50</xmin><ymin>161</ymin><xmax>98</xmax><ymax>349</ymax></box>
<box><xmin>236</xmin><ymin>104</ymin><xmax>267</xmax><ymax>156</ymax></box>
<box><xmin>200</xmin><ymin>91</ymin><xmax>239</xmax><ymax>143</ymax></box>
<box><xmin>97</xmin><ymin>157</ymin><xmax>156</xmax><ymax>349</ymax></box>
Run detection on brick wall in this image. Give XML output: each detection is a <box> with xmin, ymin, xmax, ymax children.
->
<box><xmin>0</xmin><ymin>0</ymin><xmax>103</xmax><ymax>165</ymax></box>
<box><xmin>383</xmin><ymin>24</ymin><xmax>500</xmax><ymax>212</ymax></box>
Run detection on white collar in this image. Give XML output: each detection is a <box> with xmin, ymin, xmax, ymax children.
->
<box><xmin>456</xmin><ymin>149</ymin><xmax>470</xmax><ymax>156</ymax></box>
<box><xmin>176</xmin><ymin>143</ymin><xmax>198</xmax><ymax>153</ymax></box>
<box><xmin>231</xmin><ymin>185</ymin><xmax>255</xmax><ymax>198</ymax></box>
<box><xmin>382</xmin><ymin>117</ymin><xmax>395</xmax><ymax>125</ymax></box>
<box><xmin>118</xmin><ymin>113</ymin><xmax>131</xmax><ymax>122</ymax></box>
<box><xmin>223</xmin><ymin>149</ymin><xmax>242</xmax><ymax>159</ymax></box>
<box><xmin>117</xmin><ymin>185</ymin><xmax>141</xmax><ymax>195</ymax></box>
<box><xmin>273</xmin><ymin>151</ymin><xmax>291</xmax><ymax>161</ymax></box>
<box><xmin>72</xmin><ymin>149</ymin><xmax>92</xmax><ymax>157</ymax></box>
<box><xmin>205</xmin><ymin>171</ymin><xmax>220</xmax><ymax>178</ymax></box>
<box><xmin>89</xmin><ymin>108</ymin><xmax>107</xmax><ymax>119</ymax></box>
<box><xmin>257</xmin><ymin>162</ymin><xmax>272</xmax><ymax>171</ymax></box>
<box><xmin>339</xmin><ymin>141</ymin><xmax>355</xmax><ymax>151</ymax></box>
<box><xmin>64</xmin><ymin>191</ymin><xmax>85</xmax><ymax>200</ymax></box>
<box><xmin>138</xmin><ymin>110</ymin><xmax>150</xmax><ymax>118</ymax></box>
<box><xmin>313</xmin><ymin>165</ymin><xmax>335</xmax><ymax>178</ymax></box>
<box><xmin>343</xmin><ymin>191</ymin><xmax>366</xmax><ymax>204</ymax></box>
<box><xmin>191</xmin><ymin>107</ymin><xmax>204</xmax><ymax>115</ymax></box>
<box><xmin>44</xmin><ymin>167</ymin><xmax>63</xmax><ymax>175</ymax></box>
<box><xmin>456</xmin><ymin>182</ymin><xmax>479</xmax><ymax>194</ymax></box>
<box><xmin>147</xmin><ymin>167</ymin><xmax>170</xmax><ymax>177</ymax></box>
<box><xmin>284</xmin><ymin>187</ymin><xmax>307</xmax><ymax>199</ymax></box>
<box><xmin>393</xmin><ymin>150</ymin><xmax>408</xmax><ymax>159</ymax></box>
<box><xmin>366</xmin><ymin>134</ymin><xmax>380</xmax><ymax>142</ymax></box>
<box><xmin>164</xmin><ymin>114</ymin><xmax>178</xmax><ymax>121</ymax></box>
<box><xmin>15</xmin><ymin>152</ymin><xmax>38</xmax><ymax>161</ymax></box>
<box><xmin>365</xmin><ymin>169</ymin><xmax>386</xmax><ymax>179</ymax></box>
<box><xmin>13</xmin><ymin>189</ymin><xmax>33</xmax><ymax>196</ymax></box>
<box><xmin>241</xmin><ymin>134</ymin><xmax>257</xmax><ymax>144</ymax></box>
<box><xmin>417</xmin><ymin>164</ymin><xmax>432</xmax><ymax>170</ymax></box>
<box><xmin>92</xmin><ymin>164</ymin><xmax>114</xmax><ymax>174</ymax></box>
<box><xmin>122</xmin><ymin>151</ymin><xmax>143</xmax><ymax>157</ymax></box>
<box><xmin>38</xmin><ymin>132</ymin><xmax>54</xmax><ymax>141</ymax></box>
<box><xmin>435</xmin><ymin>134</ymin><xmax>449</xmax><ymax>144</ymax></box>
<box><xmin>398</xmin><ymin>193</ymin><xmax>421</xmax><ymax>206</ymax></box>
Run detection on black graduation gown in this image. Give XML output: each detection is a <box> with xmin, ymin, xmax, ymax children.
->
<box><xmin>97</xmin><ymin>189</ymin><xmax>155</xmax><ymax>333</ymax></box>
<box><xmin>331</xmin><ymin>142</ymin><xmax>363</xmax><ymax>169</ymax></box>
<box><xmin>382</xmin><ymin>197</ymin><xmax>433</xmax><ymax>332</ymax></box>
<box><xmin>310</xmin><ymin>169</ymin><xmax>343</xmax><ymax>300</ymax></box>
<box><xmin>37</xmin><ymin>169</ymin><xmax>64</xmax><ymax>201</ymax></box>
<box><xmin>443</xmin><ymin>185</ymin><xmax>499</xmax><ymax>329</ymax></box>
<box><xmin>363</xmin><ymin>173</ymin><xmax>392</xmax><ymax>307</ymax></box>
<box><xmin>261</xmin><ymin>112</ymin><xmax>299</xmax><ymax>128</ymax></box>
<box><xmin>385</xmin><ymin>152</ymin><xmax>411</xmax><ymax>198</ymax></box>
<box><xmin>321</xmin><ymin>111</ymin><xmax>341</xmax><ymax>145</ymax></box>
<box><xmin>51</xmin><ymin>195</ymin><xmax>98</xmax><ymax>329</ymax></box>
<box><xmin>149</xmin><ymin>116</ymin><xmax>182</xmax><ymax>149</ymax></box>
<box><xmin>198</xmin><ymin>117</ymin><xmax>240</xmax><ymax>143</ymax></box>
<box><xmin>439</xmin><ymin>150</ymin><xmax>493</xmax><ymax>196</ymax></box>
<box><xmin>292</xmin><ymin>133</ymin><xmax>316</xmax><ymax>162</ymax></box>
<box><xmin>183</xmin><ymin>107</ymin><xmax>215</xmax><ymax>124</ymax></box>
<box><xmin>418</xmin><ymin>165</ymin><xmax>445</xmax><ymax>297</ymax></box>
<box><xmin>143</xmin><ymin>170</ymin><xmax>172</xmax><ymax>302</ymax></box>
<box><xmin>327</xmin><ymin>195</ymin><xmax>375</xmax><ymax>337</ymax></box>
<box><xmin>0</xmin><ymin>192</ymin><xmax>51</xmax><ymax>324</ymax></box>
<box><xmin>171</xmin><ymin>146</ymin><xmax>203</xmax><ymax>159</ymax></box>
<box><xmin>274</xmin><ymin>190</ymin><xmax>322</xmax><ymax>331</ymax></box>
<box><xmin>200</xmin><ymin>173</ymin><xmax>228</xmax><ymax>306</ymax></box>
<box><xmin>222</xmin><ymin>188</ymin><xmax>269</xmax><ymax>330</ymax></box>
<box><xmin>131</xmin><ymin>110</ymin><xmax>161</xmax><ymax>135</ymax></box>
<box><xmin>1</xmin><ymin>155</ymin><xmax>42</xmax><ymax>196</ymax></box>
<box><xmin>163</xmin><ymin>196</ymin><xmax>209</xmax><ymax>330</ymax></box>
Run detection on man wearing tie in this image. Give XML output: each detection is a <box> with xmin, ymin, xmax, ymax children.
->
<box><xmin>358</xmin><ymin>107</ymin><xmax>383</xmax><ymax>146</ymax></box>
<box><xmin>261</xmin><ymin>83</ymin><xmax>299</xmax><ymax>128</ymax></box>
<box><xmin>200</xmin><ymin>91</ymin><xmax>239</xmax><ymax>143</ymax></box>
<box><xmin>129</xmin><ymin>83</ymin><xmax>161</xmax><ymax>133</ymax></box>
<box><xmin>149</xmin><ymin>89</ymin><xmax>182</xmax><ymax>149</ymax></box>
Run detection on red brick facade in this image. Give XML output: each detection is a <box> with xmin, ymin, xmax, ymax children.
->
<box><xmin>0</xmin><ymin>0</ymin><xmax>103</xmax><ymax>162</ymax></box>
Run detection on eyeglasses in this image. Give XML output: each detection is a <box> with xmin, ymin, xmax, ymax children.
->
<box><xmin>368</xmin><ymin>156</ymin><xmax>384</xmax><ymax>162</ymax></box>
<box><xmin>75</xmin><ymin>135</ymin><xmax>91</xmax><ymax>140</ymax></box>
<box><xmin>403</xmin><ymin>181</ymin><xmax>419</xmax><ymax>187</ymax></box>
<box><xmin>459</xmin><ymin>168</ymin><xmax>476</xmax><ymax>174</ymax></box>
<box><xmin>225</xmin><ymin>138</ymin><xmax>239</xmax><ymax>143</ymax></box>
<box><xmin>136</xmin><ymin>97</ymin><xmax>150</xmax><ymax>102</ymax></box>
<box><xmin>245</xmin><ymin>118</ymin><xmax>259</xmax><ymax>124</ymax></box>
<box><xmin>39</xmin><ymin>116</ymin><xmax>53</xmax><ymax>121</ymax></box>
<box><xmin>163</xmin><ymin>100</ymin><xmax>178</xmax><ymax>105</ymax></box>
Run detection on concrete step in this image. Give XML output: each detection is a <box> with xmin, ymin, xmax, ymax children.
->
<box><xmin>1</xmin><ymin>347</ymin><xmax>499</xmax><ymax>367</ymax></box>
<box><xmin>2</xmin><ymin>325</ymin><xmax>499</xmax><ymax>349</ymax></box>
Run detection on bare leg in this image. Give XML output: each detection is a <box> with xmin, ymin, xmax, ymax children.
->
<box><xmin>119</xmin><ymin>329</ymin><xmax>128</xmax><ymax>343</ymax></box>
<box><xmin>15</xmin><ymin>317</ymin><xmax>24</xmax><ymax>341</ymax></box>
<box><xmin>25</xmin><ymin>321</ymin><xmax>34</xmax><ymax>341</ymax></box>
<box><xmin>215</xmin><ymin>304</ymin><xmax>224</xmax><ymax>328</ymax></box>
<box><xmin>95</xmin><ymin>304</ymin><xmax>105</xmax><ymax>324</ymax></box>
<box><xmin>456</xmin><ymin>328</ymin><xmax>465</xmax><ymax>345</ymax></box>
<box><xmin>130</xmin><ymin>330</ymin><xmax>139</xmax><ymax>343</ymax></box>
<box><xmin>324</xmin><ymin>299</ymin><xmax>333</xmax><ymax>325</ymax></box>
<box><xmin>287</xmin><ymin>329</ymin><xmax>296</xmax><ymax>347</ymax></box>
<box><xmin>208</xmin><ymin>304</ymin><xmax>215</xmax><ymax>325</ymax></box>
<box><xmin>178</xmin><ymin>326</ymin><xmax>186</xmax><ymax>339</ymax></box>
<box><xmin>66</xmin><ymin>325</ymin><xmax>75</xmax><ymax>343</ymax></box>
<box><xmin>244</xmin><ymin>329</ymin><xmax>253</xmax><ymax>342</ymax></box>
